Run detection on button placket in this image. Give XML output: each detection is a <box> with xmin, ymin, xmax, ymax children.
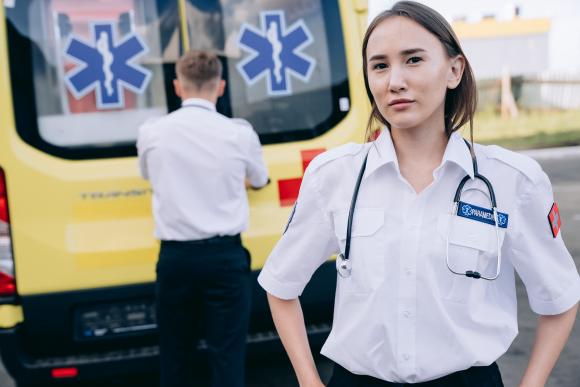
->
<box><xmin>396</xmin><ymin>198</ymin><xmax>423</xmax><ymax>374</ymax></box>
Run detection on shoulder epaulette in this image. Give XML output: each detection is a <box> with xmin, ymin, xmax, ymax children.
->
<box><xmin>306</xmin><ymin>143</ymin><xmax>365</xmax><ymax>173</ymax></box>
<box><xmin>481</xmin><ymin>144</ymin><xmax>543</xmax><ymax>183</ymax></box>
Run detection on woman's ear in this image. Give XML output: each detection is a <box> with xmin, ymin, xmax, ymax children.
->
<box><xmin>447</xmin><ymin>55</ymin><xmax>465</xmax><ymax>90</ymax></box>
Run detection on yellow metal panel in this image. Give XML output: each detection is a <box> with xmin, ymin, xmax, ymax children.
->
<box><xmin>453</xmin><ymin>18</ymin><xmax>550</xmax><ymax>39</ymax></box>
<box><xmin>178</xmin><ymin>0</ymin><xmax>189</xmax><ymax>51</ymax></box>
<box><xmin>0</xmin><ymin>305</ymin><xmax>23</xmax><ymax>328</ymax></box>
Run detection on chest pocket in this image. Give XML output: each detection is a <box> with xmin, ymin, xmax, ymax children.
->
<box><xmin>333</xmin><ymin>208</ymin><xmax>385</xmax><ymax>293</ymax></box>
<box><xmin>436</xmin><ymin>214</ymin><xmax>507</xmax><ymax>303</ymax></box>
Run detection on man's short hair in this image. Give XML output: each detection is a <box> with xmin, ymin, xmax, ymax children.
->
<box><xmin>175</xmin><ymin>50</ymin><xmax>222</xmax><ymax>90</ymax></box>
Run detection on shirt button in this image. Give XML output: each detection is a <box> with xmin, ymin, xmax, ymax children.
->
<box><xmin>403</xmin><ymin>354</ymin><xmax>410</xmax><ymax>361</ymax></box>
<box><xmin>403</xmin><ymin>311</ymin><xmax>411</xmax><ymax>318</ymax></box>
<box><xmin>404</xmin><ymin>267</ymin><xmax>413</xmax><ymax>276</ymax></box>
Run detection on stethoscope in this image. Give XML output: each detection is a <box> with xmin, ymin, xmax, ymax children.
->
<box><xmin>336</xmin><ymin>138</ymin><xmax>503</xmax><ymax>281</ymax></box>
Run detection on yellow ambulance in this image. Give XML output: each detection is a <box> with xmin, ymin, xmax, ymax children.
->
<box><xmin>0</xmin><ymin>0</ymin><xmax>369</xmax><ymax>385</ymax></box>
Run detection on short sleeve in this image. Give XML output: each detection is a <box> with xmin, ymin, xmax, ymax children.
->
<box><xmin>506</xmin><ymin>171</ymin><xmax>580</xmax><ymax>315</ymax></box>
<box><xmin>136</xmin><ymin>122</ymin><xmax>154</xmax><ymax>180</ymax></box>
<box><xmin>258</xmin><ymin>167</ymin><xmax>339</xmax><ymax>299</ymax></box>
<box><xmin>236</xmin><ymin>120</ymin><xmax>269</xmax><ymax>188</ymax></box>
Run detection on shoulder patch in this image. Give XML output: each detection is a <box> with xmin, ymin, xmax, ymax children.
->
<box><xmin>306</xmin><ymin>143</ymin><xmax>365</xmax><ymax>173</ymax></box>
<box><xmin>481</xmin><ymin>144</ymin><xmax>543</xmax><ymax>183</ymax></box>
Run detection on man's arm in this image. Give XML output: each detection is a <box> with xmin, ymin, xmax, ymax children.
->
<box><xmin>519</xmin><ymin>302</ymin><xmax>578</xmax><ymax>387</ymax></box>
<box><xmin>136</xmin><ymin>126</ymin><xmax>151</xmax><ymax>180</ymax></box>
<box><xmin>239</xmin><ymin>120</ymin><xmax>269</xmax><ymax>189</ymax></box>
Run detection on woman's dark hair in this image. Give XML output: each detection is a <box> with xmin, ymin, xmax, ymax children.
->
<box><xmin>362</xmin><ymin>1</ymin><xmax>477</xmax><ymax>146</ymax></box>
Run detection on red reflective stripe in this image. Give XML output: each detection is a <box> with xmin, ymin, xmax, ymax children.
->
<box><xmin>278</xmin><ymin>178</ymin><xmax>302</xmax><ymax>207</ymax></box>
<box><xmin>300</xmin><ymin>148</ymin><xmax>325</xmax><ymax>173</ymax></box>
<box><xmin>277</xmin><ymin>149</ymin><xmax>326</xmax><ymax>207</ymax></box>
<box><xmin>51</xmin><ymin>368</ymin><xmax>79</xmax><ymax>379</ymax></box>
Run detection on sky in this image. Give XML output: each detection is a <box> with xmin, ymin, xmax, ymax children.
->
<box><xmin>368</xmin><ymin>0</ymin><xmax>580</xmax><ymax>75</ymax></box>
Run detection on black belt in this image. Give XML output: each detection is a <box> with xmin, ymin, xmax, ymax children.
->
<box><xmin>163</xmin><ymin>234</ymin><xmax>241</xmax><ymax>245</ymax></box>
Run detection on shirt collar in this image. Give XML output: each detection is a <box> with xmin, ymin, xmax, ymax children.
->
<box><xmin>442</xmin><ymin>131</ymin><xmax>475</xmax><ymax>179</ymax></box>
<box><xmin>181</xmin><ymin>98</ymin><xmax>216</xmax><ymax>111</ymax></box>
<box><xmin>363</xmin><ymin>129</ymin><xmax>399</xmax><ymax>180</ymax></box>
<box><xmin>363</xmin><ymin>129</ymin><xmax>474</xmax><ymax>180</ymax></box>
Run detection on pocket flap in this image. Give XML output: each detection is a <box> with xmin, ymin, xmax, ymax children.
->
<box><xmin>333</xmin><ymin>208</ymin><xmax>384</xmax><ymax>240</ymax></box>
<box><xmin>437</xmin><ymin>214</ymin><xmax>505</xmax><ymax>252</ymax></box>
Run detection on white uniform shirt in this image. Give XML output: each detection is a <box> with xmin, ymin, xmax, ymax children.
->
<box><xmin>137</xmin><ymin>98</ymin><xmax>269</xmax><ymax>240</ymax></box>
<box><xmin>258</xmin><ymin>130</ymin><xmax>580</xmax><ymax>383</ymax></box>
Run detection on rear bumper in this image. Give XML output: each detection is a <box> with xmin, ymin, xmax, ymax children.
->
<box><xmin>0</xmin><ymin>261</ymin><xmax>337</xmax><ymax>384</ymax></box>
<box><xmin>0</xmin><ymin>322</ymin><xmax>332</xmax><ymax>384</ymax></box>
<box><xmin>0</xmin><ymin>326</ymin><xmax>159</xmax><ymax>383</ymax></box>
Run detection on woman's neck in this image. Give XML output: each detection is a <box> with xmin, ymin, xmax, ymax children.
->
<box><xmin>390</xmin><ymin>124</ymin><xmax>448</xmax><ymax>194</ymax></box>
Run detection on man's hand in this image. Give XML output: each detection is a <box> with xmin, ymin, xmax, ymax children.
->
<box><xmin>246</xmin><ymin>177</ymin><xmax>270</xmax><ymax>190</ymax></box>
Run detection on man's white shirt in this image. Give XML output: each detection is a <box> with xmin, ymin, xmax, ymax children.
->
<box><xmin>137</xmin><ymin>98</ymin><xmax>269</xmax><ymax>240</ymax></box>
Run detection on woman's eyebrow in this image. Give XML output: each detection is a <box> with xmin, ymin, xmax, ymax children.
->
<box><xmin>368</xmin><ymin>54</ymin><xmax>388</xmax><ymax>62</ymax></box>
<box><xmin>368</xmin><ymin>48</ymin><xmax>426</xmax><ymax>62</ymax></box>
<box><xmin>400</xmin><ymin>48</ymin><xmax>426</xmax><ymax>56</ymax></box>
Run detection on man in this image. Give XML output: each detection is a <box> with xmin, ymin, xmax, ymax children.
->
<box><xmin>137</xmin><ymin>50</ymin><xmax>269</xmax><ymax>387</ymax></box>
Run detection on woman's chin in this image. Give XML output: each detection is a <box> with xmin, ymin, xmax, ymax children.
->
<box><xmin>388</xmin><ymin>121</ymin><xmax>420</xmax><ymax>132</ymax></box>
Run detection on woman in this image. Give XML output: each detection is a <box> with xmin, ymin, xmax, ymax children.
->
<box><xmin>257</xmin><ymin>2</ymin><xmax>579</xmax><ymax>386</ymax></box>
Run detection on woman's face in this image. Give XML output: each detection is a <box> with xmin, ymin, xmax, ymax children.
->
<box><xmin>366</xmin><ymin>16</ymin><xmax>463</xmax><ymax>132</ymax></box>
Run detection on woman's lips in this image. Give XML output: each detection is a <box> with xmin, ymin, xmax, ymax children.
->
<box><xmin>389</xmin><ymin>100</ymin><xmax>414</xmax><ymax>111</ymax></box>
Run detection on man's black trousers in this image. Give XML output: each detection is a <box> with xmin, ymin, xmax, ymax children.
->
<box><xmin>156</xmin><ymin>236</ymin><xmax>251</xmax><ymax>387</ymax></box>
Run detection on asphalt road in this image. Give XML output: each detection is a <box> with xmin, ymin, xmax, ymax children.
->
<box><xmin>2</xmin><ymin>148</ymin><xmax>579</xmax><ymax>387</ymax></box>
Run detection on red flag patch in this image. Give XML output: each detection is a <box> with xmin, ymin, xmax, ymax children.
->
<box><xmin>547</xmin><ymin>202</ymin><xmax>561</xmax><ymax>238</ymax></box>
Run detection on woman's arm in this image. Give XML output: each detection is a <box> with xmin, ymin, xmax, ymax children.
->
<box><xmin>267</xmin><ymin>293</ymin><xmax>324</xmax><ymax>387</ymax></box>
<box><xmin>519</xmin><ymin>302</ymin><xmax>578</xmax><ymax>387</ymax></box>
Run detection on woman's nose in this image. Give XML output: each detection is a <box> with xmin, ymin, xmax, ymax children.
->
<box><xmin>388</xmin><ymin>66</ymin><xmax>407</xmax><ymax>92</ymax></box>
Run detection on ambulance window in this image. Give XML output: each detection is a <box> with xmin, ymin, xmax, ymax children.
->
<box><xmin>5</xmin><ymin>0</ymin><xmax>181</xmax><ymax>159</ymax></box>
<box><xmin>185</xmin><ymin>0</ymin><xmax>349</xmax><ymax>144</ymax></box>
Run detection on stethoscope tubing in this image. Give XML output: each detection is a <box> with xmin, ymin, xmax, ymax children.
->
<box><xmin>338</xmin><ymin>137</ymin><xmax>502</xmax><ymax>281</ymax></box>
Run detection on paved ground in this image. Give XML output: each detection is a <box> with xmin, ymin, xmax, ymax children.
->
<box><xmin>2</xmin><ymin>148</ymin><xmax>579</xmax><ymax>387</ymax></box>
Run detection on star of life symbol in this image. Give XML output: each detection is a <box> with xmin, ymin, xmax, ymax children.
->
<box><xmin>461</xmin><ymin>204</ymin><xmax>472</xmax><ymax>217</ymax></box>
<box><xmin>237</xmin><ymin>11</ymin><xmax>316</xmax><ymax>96</ymax></box>
<box><xmin>64</xmin><ymin>22</ymin><xmax>152</xmax><ymax>110</ymax></box>
<box><xmin>497</xmin><ymin>213</ymin><xmax>507</xmax><ymax>227</ymax></box>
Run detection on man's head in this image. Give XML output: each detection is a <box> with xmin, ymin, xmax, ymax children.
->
<box><xmin>174</xmin><ymin>50</ymin><xmax>226</xmax><ymax>103</ymax></box>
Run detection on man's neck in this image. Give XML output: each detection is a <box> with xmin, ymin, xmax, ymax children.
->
<box><xmin>181</xmin><ymin>94</ymin><xmax>216</xmax><ymax>105</ymax></box>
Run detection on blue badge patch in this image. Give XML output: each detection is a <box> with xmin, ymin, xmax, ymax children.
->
<box><xmin>64</xmin><ymin>22</ymin><xmax>151</xmax><ymax>110</ymax></box>
<box><xmin>457</xmin><ymin>201</ymin><xmax>508</xmax><ymax>228</ymax></box>
<box><xmin>237</xmin><ymin>10</ymin><xmax>315</xmax><ymax>96</ymax></box>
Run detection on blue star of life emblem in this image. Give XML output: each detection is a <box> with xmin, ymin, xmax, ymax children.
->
<box><xmin>64</xmin><ymin>22</ymin><xmax>152</xmax><ymax>110</ymax></box>
<box><xmin>237</xmin><ymin>11</ymin><xmax>316</xmax><ymax>96</ymax></box>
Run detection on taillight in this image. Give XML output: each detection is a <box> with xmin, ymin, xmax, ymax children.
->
<box><xmin>0</xmin><ymin>167</ymin><xmax>16</xmax><ymax>297</ymax></box>
<box><xmin>51</xmin><ymin>368</ymin><xmax>79</xmax><ymax>379</ymax></box>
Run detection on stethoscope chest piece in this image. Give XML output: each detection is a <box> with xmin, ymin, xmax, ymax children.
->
<box><xmin>336</xmin><ymin>253</ymin><xmax>352</xmax><ymax>278</ymax></box>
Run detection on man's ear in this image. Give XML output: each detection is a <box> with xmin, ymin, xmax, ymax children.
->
<box><xmin>173</xmin><ymin>79</ymin><xmax>183</xmax><ymax>98</ymax></box>
<box><xmin>447</xmin><ymin>55</ymin><xmax>465</xmax><ymax>90</ymax></box>
<box><xmin>217</xmin><ymin>79</ymin><xmax>226</xmax><ymax>97</ymax></box>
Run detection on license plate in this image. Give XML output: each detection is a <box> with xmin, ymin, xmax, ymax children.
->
<box><xmin>75</xmin><ymin>299</ymin><xmax>157</xmax><ymax>340</ymax></box>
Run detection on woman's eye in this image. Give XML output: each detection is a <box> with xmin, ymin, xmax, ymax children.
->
<box><xmin>372</xmin><ymin>63</ymin><xmax>387</xmax><ymax>70</ymax></box>
<box><xmin>407</xmin><ymin>56</ymin><xmax>423</xmax><ymax>64</ymax></box>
